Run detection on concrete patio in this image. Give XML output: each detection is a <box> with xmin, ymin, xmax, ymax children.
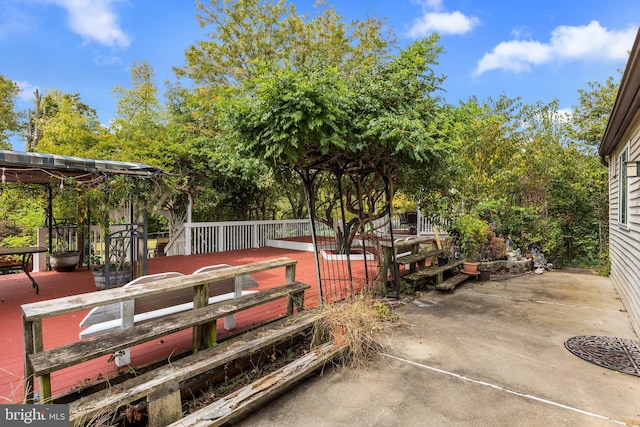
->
<box><xmin>242</xmin><ymin>271</ymin><xmax>640</xmax><ymax>426</ymax></box>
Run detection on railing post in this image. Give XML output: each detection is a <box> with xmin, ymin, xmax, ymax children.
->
<box><xmin>252</xmin><ymin>223</ymin><xmax>259</xmax><ymax>248</ymax></box>
<box><xmin>217</xmin><ymin>225</ymin><xmax>224</xmax><ymax>253</ymax></box>
<box><xmin>34</xmin><ymin>227</ymin><xmax>48</xmax><ymax>272</ymax></box>
<box><xmin>185</xmin><ymin>224</ymin><xmax>192</xmax><ymax>256</ymax></box>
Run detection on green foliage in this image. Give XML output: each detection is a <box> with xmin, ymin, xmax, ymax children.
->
<box><xmin>36</xmin><ymin>90</ymin><xmax>104</xmax><ymax>156</ymax></box>
<box><xmin>0</xmin><ymin>185</ymin><xmax>45</xmax><ymax>247</ymax></box>
<box><xmin>0</xmin><ymin>74</ymin><xmax>21</xmax><ymax>147</ymax></box>
<box><xmin>571</xmin><ymin>74</ymin><xmax>621</xmax><ymax>148</ymax></box>
<box><xmin>451</xmin><ymin>213</ymin><xmax>489</xmax><ymax>262</ymax></box>
<box><xmin>418</xmin><ymin>87</ymin><xmax>611</xmax><ymax>269</ymax></box>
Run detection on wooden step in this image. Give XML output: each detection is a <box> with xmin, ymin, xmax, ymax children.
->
<box><xmin>435</xmin><ymin>273</ymin><xmax>471</xmax><ymax>292</ymax></box>
<box><xmin>168</xmin><ymin>341</ymin><xmax>343</xmax><ymax>427</ymax></box>
<box><xmin>403</xmin><ymin>259</ymin><xmax>465</xmax><ymax>283</ymax></box>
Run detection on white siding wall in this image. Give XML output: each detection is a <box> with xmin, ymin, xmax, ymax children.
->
<box><xmin>609</xmin><ymin>113</ymin><xmax>640</xmax><ymax>337</ymax></box>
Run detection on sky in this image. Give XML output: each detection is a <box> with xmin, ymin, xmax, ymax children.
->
<box><xmin>1</xmin><ymin>0</ymin><xmax>638</xmax><ymax>152</ymax></box>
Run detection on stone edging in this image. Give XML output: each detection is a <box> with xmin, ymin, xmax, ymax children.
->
<box><xmin>478</xmin><ymin>259</ymin><xmax>533</xmax><ymax>274</ymax></box>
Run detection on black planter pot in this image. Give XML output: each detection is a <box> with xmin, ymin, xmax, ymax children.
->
<box><xmin>437</xmin><ymin>256</ymin><xmax>449</xmax><ymax>267</ymax></box>
<box><xmin>479</xmin><ymin>270</ymin><xmax>491</xmax><ymax>281</ymax></box>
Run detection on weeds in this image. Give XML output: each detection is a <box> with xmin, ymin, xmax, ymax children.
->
<box><xmin>313</xmin><ymin>293</ymin><xmax>399</xmax><ymax>368</ymax></box>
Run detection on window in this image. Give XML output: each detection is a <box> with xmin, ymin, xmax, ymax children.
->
<box><xmin>619</xmin><ymin>148</ymin><xmax>628</xmax><ymax>225</ymax></box>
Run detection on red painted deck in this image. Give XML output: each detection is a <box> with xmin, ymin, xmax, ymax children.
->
<box><xmin>0</xmin><ymin>247</ymin><xmax>374</xmax><ymax>403</ymax></box>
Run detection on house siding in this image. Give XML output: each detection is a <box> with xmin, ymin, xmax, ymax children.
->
<box><xmin>609</xmin><ymin>113</ymin><xmax>640</xmax><ymax>337</ymax></box>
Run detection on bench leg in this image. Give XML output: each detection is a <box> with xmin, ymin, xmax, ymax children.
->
<box><xmin>36</xmin><ymin>374</ymin><xmax>51</xmax><ymax>403</ymax></box>
<box><xmin>223</xmin><ymin>277</ymin><xmax>242</xmax><ymax>330</ymax></box>
<box><xmin>287</xmin><ymin>291</ymin><xmax>305</xmax><ymax>315</ymax></box>
<box><xmin>116</xmin><ymin>300</ymin><xmax>134</xmax><ymax>367</ymax></box>
<box><xmin>147</xmin><ymin>381</ymin><xmax>182</xmax><ymax>427</ymax></box>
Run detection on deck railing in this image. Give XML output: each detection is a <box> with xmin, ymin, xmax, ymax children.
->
<box><xmin>170</xmin><ymin>219</ymin><xmax>313</xmax><ymax>256</ymax></box>
<box><xmin>35</xmin><ymin>216</ymin><xmax>444</xmax><ymax>267</ymax></box>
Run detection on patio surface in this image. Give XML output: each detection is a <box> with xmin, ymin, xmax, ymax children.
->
<box><xmin>241</xmin><ymin>270</ymin><xmax>640</xmax><ymax>427</ymax></box>
<box><xmin>3</xmin><ymin>255</ymin><xmax>639</xmax><ymax>426</ymax></box>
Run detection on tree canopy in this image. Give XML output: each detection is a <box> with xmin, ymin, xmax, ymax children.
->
<box><xmin>0</xmin><ymin>74</ymin><xmax>21</xmax><ymax>149</ymax></box>
<box><xmin>1</xmin><ymin>0</ymin><xmax>621</xmax><ymax>269</ymax></box>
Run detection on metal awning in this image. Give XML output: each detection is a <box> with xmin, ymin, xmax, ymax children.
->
<box><xmin>0</xmin><ymin>150</ymin><xmax>165</xmax><ymax>185</ymax></box>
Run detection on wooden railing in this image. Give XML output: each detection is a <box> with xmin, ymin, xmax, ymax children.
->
<box><xmin>167</xmin><ymin>219</ymin><xmax>313</xmax><ymax>256</ymax></box>
<box><xmin>35</xmin><ymin>217</ymin><xmax>444</xmax><ymax>265</ymax></box>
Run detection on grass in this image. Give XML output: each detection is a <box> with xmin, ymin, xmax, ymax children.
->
<box><xmin>313</xmin><ymin>293</ymin><xmax>400</xmax><ymax>368</ymax></box>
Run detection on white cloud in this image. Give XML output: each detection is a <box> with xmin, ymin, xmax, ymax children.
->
<box><xmin>408</xmin><ymin>0</ymin><xmax>479</xmax><ymax>38</ymax></box>
<box><xmin>475</xmin><ymin>21</ymin><xmax>636</xmax><ymax>75</ymax></box>
<box><xmin>16</xmin><ymin>81</ymin><xmax>39</xmax><ymax>102</ymax></box>
<box><xmin>92</xmin><ymin>52</ymin><xmax>123</xmax><ymax>66</ymax></box>
<box><xmin>411</xmin><ymin>0</ymin><xmax>444</xmax><ymax>11</ymax></box>
<box><xmin>46</xmin><ymin>0</ymin><xmax>130</xmax><ymax>48</ymax></box>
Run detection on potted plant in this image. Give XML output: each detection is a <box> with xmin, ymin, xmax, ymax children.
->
<box><xmin>437</xmin><ymin>239</ymin><xmax>452</xmax><ymax>266</ymax></box>
<box><xmin>454</xmin><ymin>213</ymin><xmax>489</xmax><ymax>274</ymax></box>
<box><xmin>49</xmin><ymin>227</ymin><xmax>81</xmax><ymax>272</ymax></box>
<box><xmin>478</xmin><ymin>232</ymin><xmax>507</xmax><ymax>281</ymax></box>
<box><xmin>90</xmin><ymin>252</ymin><xmax>132</xmax><ymax>290</ymax></box>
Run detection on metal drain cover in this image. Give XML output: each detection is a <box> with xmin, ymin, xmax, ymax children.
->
<box><xmin>564</xmin><ymin>335</ymin><xmax>640</xmax><ymax>377</ymax></box>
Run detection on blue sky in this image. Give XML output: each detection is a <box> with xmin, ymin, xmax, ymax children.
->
<box><xmin>1</xmin><ymin>0</ymin><xmax>638</xmax><ymax>151</ymax></box>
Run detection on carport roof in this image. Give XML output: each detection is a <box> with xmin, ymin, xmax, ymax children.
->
<box><xmin>0</xmin><ymin>150</ymin><xmax>164</xmax><ymax>185</ymax></box>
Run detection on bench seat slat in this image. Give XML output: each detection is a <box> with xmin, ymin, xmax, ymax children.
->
<box><xmin>30</xmin><ymin>282</ymin><xmax>309</xmax><ymax>376</ymax></box>
<box><xmin>395</xmin><ymin>249</ymin><xmax>445</xmax><ymax>265</ymax></box>
<box><xmin>403</xmin><ymin>259</ymin><xmax>465</xmax><ymax>282</ymax></box>
<box><xmin>22</xmin><ymin>257</ymin><xmax>296</xmax><ymax>321</ymax></box>
<box><xmin>69</xmin><ymin>310</ymin><xmax>320</xmax><ymax>424</ymax></box>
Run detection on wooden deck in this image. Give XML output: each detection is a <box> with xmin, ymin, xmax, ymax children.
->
<box><xmin>0</xmin><ymin>247</ymin><xmax>349</xmax><ymax>403</ymax></box>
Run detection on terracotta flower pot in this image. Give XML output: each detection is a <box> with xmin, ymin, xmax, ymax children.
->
<box><xmin>462</xmin><ymin>261</ymin><xmax>479</xmax><ymax>274</ymax></box>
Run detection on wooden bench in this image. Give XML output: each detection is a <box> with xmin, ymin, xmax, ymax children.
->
<box><xmin>79</xmin><ymin>265</ymin><xmax>258</xmax><ymax>366</ymax></box>
<box><xmin>403</xmin><ymin>259</ymin><xmax>465</xmax><ymax>287</ymax></box>
<box><xmin>395</xmin><ymin>248</ymin><xmax>446</xmax><ymax>274</ymax></box>
<box><xmin>21</xmin><ymin>257</ymin><xmax>310</xmax><ymax>426</ymax></box>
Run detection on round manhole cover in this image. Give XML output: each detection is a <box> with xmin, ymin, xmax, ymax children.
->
<box><xmin>564</xmin><ymin>335</ymin><xmax>640</xmax><ymax>377</ymax></box>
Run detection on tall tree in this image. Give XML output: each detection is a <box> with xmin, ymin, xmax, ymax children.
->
<box><xmin>572</xmin><ymin>74</ymin><xmax>621</xmax><ymax>149</ymax></box>
<box><xmin>35</xmin><ymin>90</ymin><xmax>104</xmax><ymax>156</ymax></box>
<box><xmin>0</xmin><ymin>74</ymin><xmax>21</xmax><ymax>149</ymax></box>
<box><xmin>192</xmin><ymin>1</ymin><xmax>447</xmax><ymax>252</ymax></box>
<box><xmin>110</xmin><ymin>61</ymin><xmax>167</xmax><ymax>166</ymax></box>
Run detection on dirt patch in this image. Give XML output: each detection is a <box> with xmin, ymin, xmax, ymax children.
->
<box><xmin>557</xmin><ymin>267</ymin><xmax>594</xmax><ymax>275</ymax></box>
